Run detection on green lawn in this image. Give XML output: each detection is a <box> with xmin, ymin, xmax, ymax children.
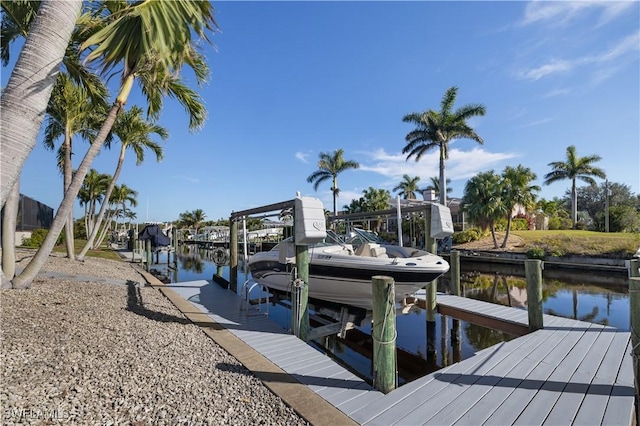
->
<box><xmin>51</xmin><ymin>239</ymin><xmax>123</xmax><ymax>261</ymax></box>
<box><xmin>510</xmin><ymin>230</ymin><xmax>640</xmax><ymax>257</ymax></box>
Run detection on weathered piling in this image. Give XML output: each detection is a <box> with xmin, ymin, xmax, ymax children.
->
<box><xmin>229</xmin><ymin>219</ymin><xmax>238</xmax><ymax>293</ymax></box>
<box><xmin>423</xmin><ymin>209</ymin><xmax>437</xmax><ymax>356</ymax></box>
<box><xmin>525</xmin><ymin>259</ymin><xmax>544</xmax><ymax>331</ymax></box>
<box><xmin>450</xmin><ymin>250</ymin><xmax>460</xmax><ymax>296</ymax></box>
<box><xmin>145</xmin><ymin>240</ymin><xmax>152</xmax><ymax>272</ymax></box>
<box><xmin>372</xmin><ymin>275</ymin><xmax>397</xmax><ymax>393</ymax></box>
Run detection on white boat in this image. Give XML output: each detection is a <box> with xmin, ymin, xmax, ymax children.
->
<box><xmin>248</xmin><ymin>229</ymin><xmax>450</xmax><ymax>310</ymax></box>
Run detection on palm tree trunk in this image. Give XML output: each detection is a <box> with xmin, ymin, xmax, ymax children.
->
<box><xmin>77</xmin><ymin>150</ymin><xmax>125</xmax><ymax>261</ymax></box>
<box><xmin>0</xmin><ymin>0</ymin><xmax>82</xmax><ymax>208</ymax></box>
<box><xmin>11</xmin><ymin>102</ymin><xmax>122</xmax><ymax>289</ymax></box>
<box><xmin>571</xmin><ymin>179</ymin><xmax>577</xmax><ymax>227</ymax></box>
<box><xmin>332</xmin><ymin>176</ymin><xmax>338</xmax><ymax>216</ymax></box>
<box><xmin>490</xmin><ymin>224</ymin><xmax>499</xmax><ymax>248</ymax></box>
<box><xmin>63</xmin><ymin>134</ymin><xmax>75</xmax><ymax>259</ymax></box>
<box><xmin>439</xmin><ymin>144</ymin><xmax>447</xmax><ymax>206</ymax></box>
<box><xmin>501</xmin><ymin>215</ymin><xmax>513</xmax><ymax>248</ymax></box>
<box><xmin>1</xmin><ymin>179</ymin><xmax>20</xmax><ymax>285</ymax></box>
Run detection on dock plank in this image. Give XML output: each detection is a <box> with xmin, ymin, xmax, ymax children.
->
<box><xmin>167</xmin><ymin>282</ymin><xmax>634</xmax><ymax>426</ymax></box>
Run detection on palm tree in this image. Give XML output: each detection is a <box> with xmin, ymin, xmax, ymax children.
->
<box><xmin>462</xmin><ymin>171</ymin><xmax>507</xmax><ymax>248</ymax></box>
<box><xmin>94</xmin><ymin>184</ymin><xmax>138</xmax><ymax>248</ymax></box>
<box><xmin>180</xmin><ymin>209</ymin><xmax>207</xmax><ymax>239</ymax></box>
<box><xmin>12</xmin><ymin>1</ymin><xmax>218</xmax><ymax>288</ymax></box>
<box><xmin>393</xmin><ymin>175</ymin><xmax>421</xmax><ymax>200</ymax></box>
<box><xmin>44</xmin><ymin>73</ymin><xmax>109</xmax><ymax>259</ymax></box>
<box><xmin>77</xmin><ymin>106</ymin><xmax>167</xmax><ymax>260</ymax></box>
<box><xmin>343</xmin><ymin>197</ymin><xmax>366</xmax><ymax>214</ymax></box>
<box><xmin>0</xmin><ymin>0</ymin><xmax>82</xmax><ymax>208</ymax></box>
<box><xmin>423</xmin><ymin>176</ymin><xmax>452</xmax><ymax>200</ymax></box>
<box><xmin>361</xmin><ymin>187</ymin><xmax>391</xmax><ymax>232</ymax></box>
<box><xmin>77</xmin><ymin>169</ymin><xmax>110</xmax><ymax>240</ymax></box>
<box><xmin>2</xmin><ymin>2</ymin><xmax>111</xmax><ymax>262</ymax></box>
<box><xmin>306</xmin><ymin>149</ymin><xmax>360</xmax><ymax>216</ymax></box>
<box><xmin>543</xmin><ymin>145</ymin><xmax>606</xmax><ymax>227</ymax></box>
<box><xmin>500</xmin><ymin>165</ymin><xmax>540</xmax><ymax>248</ymax></box>
<box><xmin>402</xmin><ymin>86</ymin><xmax>486</xmax><ymax>206</ymax></box>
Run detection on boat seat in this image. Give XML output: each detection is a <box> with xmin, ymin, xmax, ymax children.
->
<box><xmin>355</xmin><ymin>243</ymin><xmax>388</xmax><ymax>258</ymax></box>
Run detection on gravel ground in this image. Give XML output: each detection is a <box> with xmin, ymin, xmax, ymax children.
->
<box><xmin>1</xmin><ymin>249</ymin><xmax>309</xmax><ymax>425</ymax></box>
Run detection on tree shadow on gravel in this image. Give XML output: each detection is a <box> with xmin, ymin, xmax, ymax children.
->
<box><xmin>126</xmin><ymin>281</ymin><xmax>190</xmax><ymax>324</ymax></box>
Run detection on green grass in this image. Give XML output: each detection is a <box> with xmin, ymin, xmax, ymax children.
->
<box><xmin>51</xmin><ymin>239</ymin><xmax>124</xmax><ymax>262</ymax></box>
<box><xmin>510</xmin><ymin>230</ymin><xmax>640</xmax><ymax>257</ymax></box>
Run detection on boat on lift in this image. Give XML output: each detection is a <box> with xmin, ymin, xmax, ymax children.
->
<box><xmin>248</xmin><ymin>229</ymin><xmax>449</xmax><ymax>310</ymax></box>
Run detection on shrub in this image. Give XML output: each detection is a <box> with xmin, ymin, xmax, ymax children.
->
<box><xmin>510</xmin><ymin>218</ymin><xmax>529</xmax><ymax>231</ymax></box>
<box><xmin>22</xmin><ymin>228</ymin><xmax>63</xmax><ymax>248</ymax></box>
<box><xmin>526</xmin><ymin>247</ymin><xmax>546</xmax><ymax>259</ymax></box>
<box><xmin>452</xmin><ymin>228</ymin><xmax>483</xmax><ymax>244</ymax></box>
<box><xmin>548</xmin><ymin>216</ymin><xmax>572</xmax><ymax>230</ymax></box>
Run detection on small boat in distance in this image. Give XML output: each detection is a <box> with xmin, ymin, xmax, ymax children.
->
<box><xmin>248</xmin><ymin>229</ymin><xmax>450</xmax><ymax>310</ymax></box>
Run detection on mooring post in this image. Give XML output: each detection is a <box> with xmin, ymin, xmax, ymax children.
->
<box><xmin>229</xmin><ymin>218</ymin><xmax>238</xmax><ymax>293</ymax></box>
<box><xmin>450</xmin><ymin>250</ymin><xmax>460</xmax><ymax>296</ymax></box>
<box><xmin>423</xmin><ymin>207</ymin><xmax>437</xmax><ymax>357</ymax></box>
<box><xmin>131</xmin><ymin>230</ymin><xmax>137</xmax><ymax>263</ymax></box>
<box><xmin>525</xmin><ymin>259</ymin><xmax>544</xmax><ymax>331</ymax></box>
<box><xmin>372</xmin><ymin>275</ymin><xmax>397</xmax><ymax>393</ymax></box>
<box><xmin>292</xmin><ymin>244</ymin><xmax>310</xmax><ymax>341</ymax></box>
<box><xmin>629</xmin><ymin>259</ymin><xmax>639</xmax><ymax>404</ymax></box>
<box><xmin>145</xmin><ymin>240</ymin><xmax>152</xmax><ymax>272</ymax></box>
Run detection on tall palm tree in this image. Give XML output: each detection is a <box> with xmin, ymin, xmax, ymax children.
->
<box><xmin>2</xmin><ymin>1</ymin><xmax>111</xmax><ymax>262</ymax></box>
<box><xmin>78</xmin><ymin>106</ymin><xmax>167</xmax><ymax>260</ymax></box>
<box><xmin>462</xmin><ymin>171</ymin><xmax>507</xmax><ymax>248</ymax></box>
<box><xmin>500</xmin><ymin>165</ymin><xmax>540</xmax><ymax>248</ymax></box>
<box><xmin>543</xmin><ymin>145</ymin><xmax>606</xmax><ymax>227</ymax></box>
<box><xmin>393</xmin><ymin>175</ymin><xmax>421</xmax><ymax>200</ymax></box>
<box><xmin>44</xmin><ymin>73</ymin><xmax>109</xmax><ymax>259</ymax></box>
<box><xmin>306</xmin><ymin>149</ymin><xmax>360</xmax><ymax>216</ymax></box>
<box><xmin>0</xmin><ymin>0</ymin><xmax>82</xmax><ymax>208</ymax></box>
<box><xmin>12</xmin><ymin>1</ymin><xmax>218</xmax><ymax>288</ymax></box>
<box><xmin>402</xmin><ymin>86</ymin><xmax>486</xmax><ymax>206</ymax></box>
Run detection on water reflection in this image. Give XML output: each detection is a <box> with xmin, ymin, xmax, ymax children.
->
<box><xmin>152</xmin><ymin>247</ymin><xmax>631</xmax><ymax>385</ymax></box>
<box><xmin>454</xmin><ymin>267</ymin><xmax>630</xmax><ymax>331</ymax></box>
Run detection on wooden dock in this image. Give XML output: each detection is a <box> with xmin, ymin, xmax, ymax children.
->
<box><xmin>164</xmin><ymin>280</ymin><xmax>636</xmax><ymax>425</ymax></box>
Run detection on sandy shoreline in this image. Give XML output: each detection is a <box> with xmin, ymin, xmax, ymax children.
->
<box><xmin>1</xmin><ymin>249</ymin><xmax>308</xmax><ymax>425</ymax></box>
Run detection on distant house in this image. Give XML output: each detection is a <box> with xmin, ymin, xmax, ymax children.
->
<box><xmin>0</xmin><ymin>194</ymin><xmax>54</xmax><ymax>231</ymax></box>
<box><xmin>0</xmin><ymin>194</ymin><xmax>54</xmax><ymax>246</ymax></box>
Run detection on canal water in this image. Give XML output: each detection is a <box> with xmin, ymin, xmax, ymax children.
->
<box><xmin>152</xmin><ymin>246</ymin><xmax>631</xmax><ymax>386</ymax></box>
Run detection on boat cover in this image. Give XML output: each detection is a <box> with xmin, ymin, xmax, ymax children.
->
<box><xmin>137</xmin><ymin>225</ymin><xmax>171</xmax><ymax>249</ymax></box>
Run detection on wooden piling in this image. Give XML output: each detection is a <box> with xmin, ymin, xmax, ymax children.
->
<box><xmin>292</xmin><ymin>244</ymin><xmax>310</xmax><ymax>341</ymax></box>
<box><xmin>450</xmin><ymin>250</ymin><xmax>460</xmax><ymax>296</ymax></box>
<box><xmin>525</xmin><ymin>259</ymin><xmax>544</xmax><ymax>331</ymax></box>
<box><xmin>145</xmin><ymin>240</ymin><xmax>151</xmax><ymax>272</ymax></box>
<box><xmin>372</xmin><ymin>275</ymin><xmax>397</xmax><ymax>393</ymax></box>
<box><xmin>229</xmin><ymin>219</ymin><xmax>238</xmax><ymax>293</ymax></box>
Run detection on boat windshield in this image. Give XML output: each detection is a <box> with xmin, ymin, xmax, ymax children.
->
<box><xmin>344</xmin><ymin>228</ymin><xmax>388</xmax><ymax>245</ymax></box>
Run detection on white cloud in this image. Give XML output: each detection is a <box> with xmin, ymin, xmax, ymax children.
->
<box><xmin>358</xmin><ymin>147</ymin><xmax>517</xmax><ymax>182</ymax></box>
<box><xmin>540</xmin><ymin>88</ymin><xmax>570</xmax><ymax>99</ymax></box>
<box><xmin>517</xmin><ymin>31</ymin><xmax>639</xmax><ymax>81</ymax></box>
<box><xmin>520</xmin><ymin>1</ymin><xmax>635</xmax><ymax>27</ymax></box>
<box><xmin>519</xmin><ymin>59</ymin><xmax>573</xmax><ymax>81</ymax></box>
<box><xmin>520</xmin><ymin>117</ymin><xmax>555</xmax><ymax>128</ymax></box>
<box><xmin>295</xmin><ymin>151</ymin><xmax>310</xmax><ymax>163</ymax></box>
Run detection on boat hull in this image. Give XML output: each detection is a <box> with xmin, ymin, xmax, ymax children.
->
<box><xmin>249</xmin><ymin>255</ymin><xmax>448</xmax><ymax>310</ymax></box>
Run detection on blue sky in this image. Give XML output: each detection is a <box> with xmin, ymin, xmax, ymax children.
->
<box><xmin>7</xmin><ymin>1</ymin><xmax>640</xmax><ymax>223</ymax></box>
